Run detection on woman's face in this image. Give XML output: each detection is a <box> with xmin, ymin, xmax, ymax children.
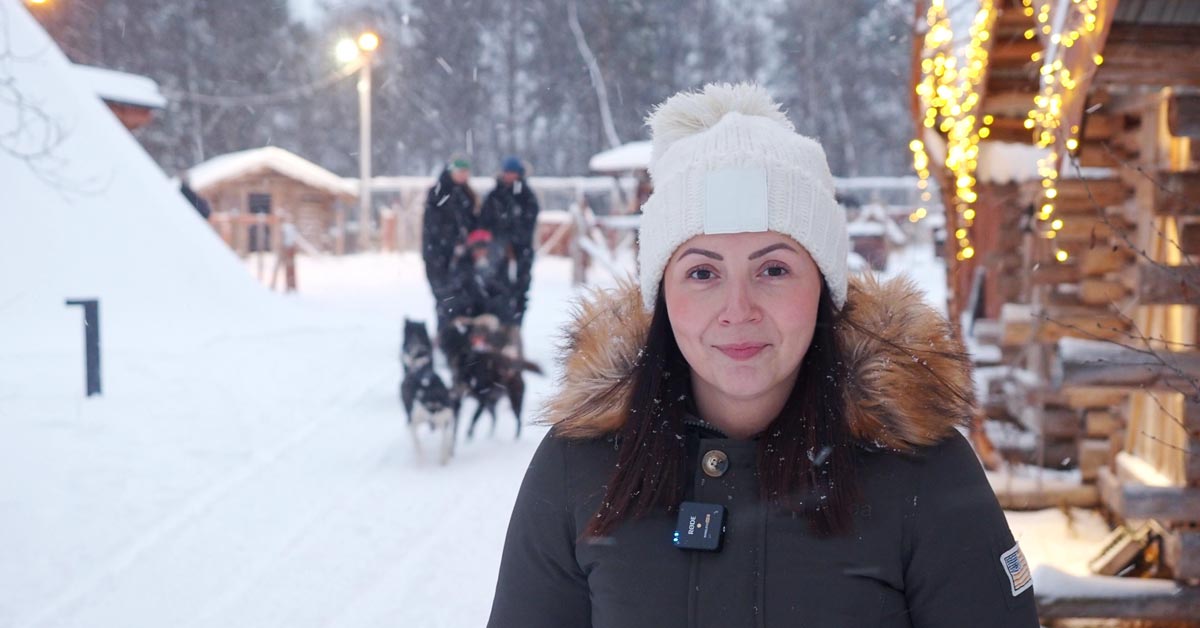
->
<box><xmin>663</xmin><ymin>231</ymin><xmax>822</xmax><ymax>421</ymax></box>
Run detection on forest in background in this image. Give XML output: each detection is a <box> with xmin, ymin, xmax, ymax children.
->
<box><xmin>32</xmin><ymin>0</ymin><xmax>915</xmax><ymax>177</ymax></box>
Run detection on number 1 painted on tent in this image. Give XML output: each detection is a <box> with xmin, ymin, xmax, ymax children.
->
<box><xmin>65</xmin><ymin>299</ymin><xmax>101</xmax><ymax>396</ymax></box>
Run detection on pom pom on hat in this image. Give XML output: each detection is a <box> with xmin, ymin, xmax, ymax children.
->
<box><xmin>647</xmin><ymin>83</ymin><xmax>794</xmax><ymax>164</ymax></box>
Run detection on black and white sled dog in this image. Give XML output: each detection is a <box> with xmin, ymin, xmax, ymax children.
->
<box><xmin>440</xmin><ymin>314</ymin><xmax>543</xmax><ymax>441</ymax></box>
<box><xmin>400</xmin><ymin>318</ymin><xmax>457</xmax><ymax>464</ymax></box>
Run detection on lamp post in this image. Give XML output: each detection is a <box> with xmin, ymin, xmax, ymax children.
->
<box><xmin>336</xmin><ymin>31</ymin><xmax>380</xmax><ymax>253</ymax></box>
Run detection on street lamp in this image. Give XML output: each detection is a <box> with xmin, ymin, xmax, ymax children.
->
<box><xmin>336</xmin><ymin>31</ymin><xmax>380</xmax><ymax>253</ymax></box>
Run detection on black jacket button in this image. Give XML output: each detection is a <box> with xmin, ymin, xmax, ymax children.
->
<box><xmin>702</xmin><ymin>449</ymin><xmax>729</xmax><ymax>477</ymax></box>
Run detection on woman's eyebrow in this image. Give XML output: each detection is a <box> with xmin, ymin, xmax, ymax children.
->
<box><xmin>678</xmin><ymin>248</ymin><xmax>723</xmax><ymax>261</ymax></box>
<box><xmin>748</xmin><ymin>243</ymin><xmax>798</xmax><ymax>259</ymax></box>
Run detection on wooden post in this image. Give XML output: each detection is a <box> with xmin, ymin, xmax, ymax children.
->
<box><xmin>1168</xmin><ymin>93</ymin><xmax>1200</xmax><ymax>138</ymax></box>
<box><xmin>65</xmin><ymin>299</ymin><xmax>101</xmax><ymax>397</ymax></box>
<box><xmin>569</xmin><ymin>202</ymin><xmax>586</xmax><ymax>285</ymax></box>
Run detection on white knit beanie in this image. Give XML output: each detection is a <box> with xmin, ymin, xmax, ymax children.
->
<box><xmin>638</xmin><ymin>83</ymin><xmax>848</xmax><ymax>309</ymax></box>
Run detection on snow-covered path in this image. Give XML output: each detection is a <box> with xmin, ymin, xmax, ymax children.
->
<box><xmin>1</xmin><ymin>253</ymin><xmax>581</xmax><ymax>628</ymax></box>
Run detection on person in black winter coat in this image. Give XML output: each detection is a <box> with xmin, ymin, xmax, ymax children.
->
<box><xmin>178</xmin><ymin>172</ymin><xmax>211</xmax><ymax>220</ymax></box>
<box><xmin>488</xmin><ymin>84</ymin><xmax>1039</xmax><ymax>628</ymax></box>
<box><xmin>478</xmin><ymin>156</ymin><xmax>539</xmax><ymax>326</ymax></box>
<box><xmin>422</xmin><ymin>157</ymin><xmax>479</xmax><ymax>329</ymax></box>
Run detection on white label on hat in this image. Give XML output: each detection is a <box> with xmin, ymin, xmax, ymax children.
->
<box><xmin>704</xmin><ymin>168</ymin><xmax>768</xmax><ymax>234</ymax></box>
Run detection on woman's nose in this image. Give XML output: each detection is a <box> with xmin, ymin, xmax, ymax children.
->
<box><xmin>718</xmin><ymin>279</ymin><xmax>761</xmax><ymax>325</ymax></box>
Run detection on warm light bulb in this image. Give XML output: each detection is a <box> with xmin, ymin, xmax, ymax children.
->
<box><xmin>357</xmin><ymin>32</ymin><xmax>380</xmax><ymax>52</ymax></box>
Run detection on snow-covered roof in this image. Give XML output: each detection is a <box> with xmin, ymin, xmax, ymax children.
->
<box><xmin>848</xmin><ymin>203</ymin><xmax>909</xmax><ymax>245</ymax></box>
<box><xmin>589</xmin><ymin>141</ymin><xmax>651</xmax><ymax>173</ymax></box>
<box><xmin>976</xmin><ymin>142</ymin><xmax>1052</xmax><ymax>184</ymax></box>
<box><xmin>73</xmin><ymin>63</ymin><xmax>166</xmax><ymax>109</ymax></box>
<box><xmin>369</xmin><ymin>175</ymin><xmax>619</xmax><ymax>195</ymax></box>
<box><xmin>833</xmin><ymin>176</ymin><xmax>920</xmax><ymax>191</ymax></box>
<box><xmin>189</xmin><ymin>146</ymin><xmax>357</xmax><ymax>197</ymax></box>
<box><xmin>847</xmin><ymin>222</ymin><xmax>886</xmax><ymax>237</ymax></box>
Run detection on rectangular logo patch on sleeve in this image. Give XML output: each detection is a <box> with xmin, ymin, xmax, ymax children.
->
<box><xmin>1000</xmin><ymin>543</ymin><xmax>1033</xmax><ymax>597</ymax></box>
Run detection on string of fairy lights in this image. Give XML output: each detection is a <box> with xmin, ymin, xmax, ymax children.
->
<box><xmin>1022</xmin><ymin>0</ymin><xmax>1105</xmax><ymax>263</ymax></box>
<box><xmin>913</xmin><ymin>0</ymin><xmax>997</xmax><ymax>262</ymax></box>
<box><xmin>913</xmin><ymin>0</ymin><xmax>1105</xmax><ymax>264</ymax></box>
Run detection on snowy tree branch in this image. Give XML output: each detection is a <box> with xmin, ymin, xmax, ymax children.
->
<box><xmin>567</xmin><ymin>0</ymin><xmax>621</xmax><ymax>150</ymax></box>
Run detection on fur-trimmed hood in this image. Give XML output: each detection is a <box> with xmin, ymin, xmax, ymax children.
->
<box><xmin>540</xmin><ymin>275</ymin><xmax>975</xmax><ymax>451</ymax></box>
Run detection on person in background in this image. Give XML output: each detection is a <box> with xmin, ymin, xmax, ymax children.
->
<box><xmin>178</xmin><ymin>170</ymin><xmax>211</xmax><ymax>220</ymax></box>
<box><xmin>421</xmin><ymin>155</ymin><xmax>479</xmax><ymax>331</ymax></box>
<box><xmin>277</xmin><ymin>220</ymin><xmax>299</xmax><ymax>293</ymax></box>
<box><xmin>479</xmin><ymin>156</ymin><xmax>540</xmax><ymax>327</ymax></box>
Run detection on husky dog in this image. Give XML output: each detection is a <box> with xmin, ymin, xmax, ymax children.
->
<box><xmin>400</xmin><ymin>318</ymin><xmax>457</xmax><ymax>464</ymax></box>
<box><xmin>442</xmin><ymin>314</ymin><xmax>542</xmax><ymax>440</ymax></box>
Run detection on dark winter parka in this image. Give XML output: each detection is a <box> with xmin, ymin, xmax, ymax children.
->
<box><xmin>421</xmin><ymin>169</ymin><xmax>478</xmax><ymax>322</ymax></box>
<box><xmin>478</xmin><ymin>176</ymin><xmax>540</xmax><ymax>324</ymax></box>
<box><xmin>488</xmin><ymin>276</ymin><xmax>1040</xmax><ymax>628</ymax></box>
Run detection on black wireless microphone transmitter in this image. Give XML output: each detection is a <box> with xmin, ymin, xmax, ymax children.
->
<box><xmin>673</xmin><ymin>501</ymin><xmax>726</xmax><ymax>551</ymax></box>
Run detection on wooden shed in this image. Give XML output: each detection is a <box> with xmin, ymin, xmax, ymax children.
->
<box><xmin>73</xmin><ymin>63</ymin><xmax>166</xmax><ymax>131</ymax></box>
<box><xmin>188</xmin><ymin>147</ymin><xmax>357</xmax><ymax>255</ymax></box>
<box><xmin>912</xmin><ymin>0</ymin><xmax>1200</xmax><ymax>619</ymax></box>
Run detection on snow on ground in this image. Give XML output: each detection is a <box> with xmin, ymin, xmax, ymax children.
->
<box><xmin>1</xmin><ymin>251</ymin><xmax>584</xmax><ymax>628</ymax></box>
<box><xmin>1004</xmin><ymin>509</ymin><xmax>1186</xmax><ymax>607</ymax></box>
<box><xmin>881</xmin><ymin>237</ymin><xmax>947</xmax><ymax>316</ymax></box>
<box><xmin>1007</xmin><ymin>508</ymin><xmax>1111</xmax><ymax>578</ymax></box>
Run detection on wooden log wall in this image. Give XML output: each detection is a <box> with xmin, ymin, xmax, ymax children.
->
<box><xmin>1042</xmin><ymin>87</ymin><xmax>1200</xmax><ymax>586</ymax></box>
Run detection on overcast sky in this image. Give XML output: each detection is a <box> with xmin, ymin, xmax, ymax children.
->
<box><xmin>288</xmin><ymin>0</ymin><xmax>324</xmax><ymax>24</ymax></box>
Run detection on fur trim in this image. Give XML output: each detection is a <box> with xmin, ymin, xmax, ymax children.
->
<box><xmin>646</xmin><ymin>83</ymin><xmax>794</xmax><ymax>165</ymax></box>
<box><xmin>539</xmin><ymin>275</ymin><xmax>974</xmax><ymax>451</ymax></box>
<box><xmin>539</xmin><ymin>280</ymin><xmax>650</xmax><ymax>439</ymax></box>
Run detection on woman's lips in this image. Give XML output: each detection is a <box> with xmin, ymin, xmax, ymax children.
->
<box><xmin>715</xmin><ymin>343</ymin><xmax>768</xmax><ymax>361</ymax></box>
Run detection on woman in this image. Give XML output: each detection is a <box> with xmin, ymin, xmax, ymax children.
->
<box><xmin>488</xmin><ymin>84</ymin><xmax>1039</xmax><ymax>627</ymax></box>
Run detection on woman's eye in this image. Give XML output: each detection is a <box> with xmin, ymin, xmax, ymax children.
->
<box><xmin>688</xmin><ymin>268</ymin><xmax>715</xmax><ymax>281</ymax></box>
<box><xmin>763</xmin><ymin>265</ymin><xmax>789</xmax><ymax>278</ymax></box>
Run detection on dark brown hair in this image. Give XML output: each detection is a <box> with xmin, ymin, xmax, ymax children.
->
<box><xmin>583</xmin><ymin>280</ymin><xmax>860</xmax><ymax>538</ymax></box>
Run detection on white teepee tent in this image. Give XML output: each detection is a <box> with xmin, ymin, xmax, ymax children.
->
<box><xmin>0</xmin><ymin>0</ymin><xmax>282</xmax><ymax>395</ymax></box>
